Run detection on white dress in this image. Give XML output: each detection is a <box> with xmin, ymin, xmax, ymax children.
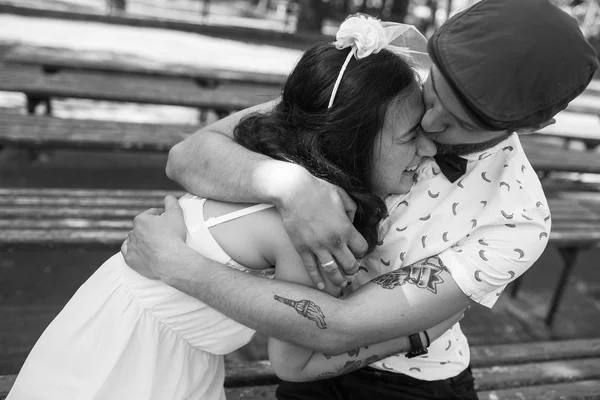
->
<box><xmin>7</xmin><ymin>195</ymin><xmax>275</xmax><ymax>400</ymax></box>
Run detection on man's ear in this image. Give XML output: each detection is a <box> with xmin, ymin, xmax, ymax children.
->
<box><xmin>514</xmin><ymin>118</ymin><xmax>556</xmax><ymax>135</ymax></box>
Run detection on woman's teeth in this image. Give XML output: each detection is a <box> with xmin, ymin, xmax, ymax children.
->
<box><xmin>404</xmin><ymin>165</ymin><xmax>418</xmax><ymax>172</ymax></box>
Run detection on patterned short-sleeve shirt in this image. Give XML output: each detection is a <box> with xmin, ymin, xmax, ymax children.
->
<box><xmin>352</xmin><ymin>134</ymin><xmax>550</xmax><ymax>380</ymax></box>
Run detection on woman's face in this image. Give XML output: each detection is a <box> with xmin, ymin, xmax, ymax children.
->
<box><xmin>370</xmin><ymin>87</ymin><xmax>437</xmax><ymax>197</ymax></box>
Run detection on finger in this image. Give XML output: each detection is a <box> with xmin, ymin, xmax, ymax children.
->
<box><xmin>329</xmin><ymin>245</ymin><xmax>359</xmax><ymax>277</ymax></box>
<box><xmin>316</xmin><ymin>253</ymin><xmax>347</xmax><ymax>287</ymax></box>
<box><xmin>133</xmin><ymin>208</ymin><xmax>164</xmax><ymax>227</ymax></box>
<box><xmin>301</xmin><ymin>252</ymin><xmax>326</xmax><ymax>290</ymax></box>
<box><xmin>164</xmin><ymin>195</ymin><xmax>183</xmax><ymax>215</ymax></box>
<box><xmin>346</xmin><ymin>229</ymin><xmax>368</xmax><ymax>259</ymax></box>
<box><xmin>336</xmin><ymin>187</ymin><xmax>357</xmax><ymax>222</ymax></box>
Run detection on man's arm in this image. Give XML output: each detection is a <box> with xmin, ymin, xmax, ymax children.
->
<box><xmin>123</xmin><ymin>197</ymin><xmax>473</xmax><ymax>355</ymax></box>
<box><xmin>166</xmin><ymin>102</ymin><xmax>368</xmax><ymax>286</ymax></box>
<box><xmin>268</xmin><ymin>310</ymin><xmax>464</xmax><ymax>382</ymax></box>
<box><xmin>166</xmin><ymin>100</ymin><xmax>281</xmax><ymax>202</ymax></box>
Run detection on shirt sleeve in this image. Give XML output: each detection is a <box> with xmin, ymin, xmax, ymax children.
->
<box><xmin>438</xmin><ymin>203</ymin><xmax>551</xmax><ymax>308</ymax></box>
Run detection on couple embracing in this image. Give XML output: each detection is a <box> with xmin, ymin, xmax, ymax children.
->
<box><xmin>8</xmin><ymin>0</ymin><xmax>598</xmax><ymax>399</ymax></box>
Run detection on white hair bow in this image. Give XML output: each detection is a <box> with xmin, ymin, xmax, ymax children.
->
<box><xmin>328</xmin><ymin>14</ymin><xmax>431</xmax><ymax>109</ymax></box>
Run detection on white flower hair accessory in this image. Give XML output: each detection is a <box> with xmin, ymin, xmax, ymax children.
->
<box><xmin>328</xmin><ymin>14</ymin><xmax>430</xmax><ymax>109</ymax></box>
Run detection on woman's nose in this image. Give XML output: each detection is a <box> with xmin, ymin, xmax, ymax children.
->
<box><xmin>421</xmin><ymin>106</ymin><xmax>447</xmax><ymax>134</ymax></box>
<box><xmin>416</xmin><ymin>134</ymin><xmax>437</xmax><ymax>157</ymax></box>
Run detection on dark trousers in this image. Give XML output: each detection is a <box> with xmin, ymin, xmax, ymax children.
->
<box><xmin>276</xmin><ymin>366</ymin><xmax>479</xmax><ymax>400</ymax></box>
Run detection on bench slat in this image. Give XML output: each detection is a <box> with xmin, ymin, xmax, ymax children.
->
<box><xmin>0</xmin><ymin>64</ymin><xmax>280</xmax><ymax>111</ymax></box>
<box><xmin>222</xmin><ymin>340</ymin><xmax>600</xmax><ymax>388</ymax></box>
<box><xmin>0</xmin><ymin>187</ymin><xmax>183</xmax><ymax>198</ymax></box>
<box><xmin>0</xmin><ymin>113</ymin><xmax>599</xmax><ymax>176</ymax></box>
<box><xmin>1</xmin><ymin>113</ymin><xmax>600</xmax><ymax>176</ymax></box>
<box><xmin>0</xmin><ymin>111</ymin><xmax>195</xmax><ymax>152</ymax></box>
<box><xmin>0</xmin><ymin>189</ymin><xmax>598</xmax><ymax>249</ymax></box>
<box><xmin>478</xmin><ymin>380</ymin><xmax>600</xmax><ymax>400</ymax></box>
<box><xmin>469</xmin><ymin>338</ymin><xmax>600</xmax><ymax>367</ymax></box>
<box><xmin>5</xmin><ymin>46</ymin><xmax>288</xmax><ymax>87</ymax></box>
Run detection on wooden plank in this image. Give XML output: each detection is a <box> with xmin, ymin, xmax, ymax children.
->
<box><xmin>0</xmin><ymin>375</ymin><xmax>14</xmax><ymax>400</ymax></box>
<box><xmin>0</xmin><ymin>4</ymin><xmax>330</xmax><ymax>51</ymax></box>
<box><xmin>0</xmin><ymin>229</ymin><xmax>127</xmax><ymax>250</ymax></box>
<box><xmin>2</xmin><ymin>113</ymin><xmax>600</xmax><ymax>175</ymax></box>
<box><xmin>4</xmin><ymin>46</ymin><xmax>287</xmax><ymax>87</ymax></box>
<box><xmin>225</xmin><ymin>385</ymin><xmax>277</xmax><ymax>400</ymax></box>
<box><xmin>478</xmin><ymin>380</ymin><xmax>600</xmax><ymax>400</ymax></box>
<box><xmin>0</xmin><ymin>187</ymin><xmax>182</xmax><ymax>198</ymax></box>
<box><xmin>521</xmin><ymin>139</ymin><xmax>600</xmax><ymax>175</ymax></box>
<box><xmin>0</xmin><ymin>188</ymin><xmax>599</xmax><ymax>248</ymax></box>
<box><xmin>0</xmin><ymin>64</ymin><xmax>280</xmax><ymax>112</ymax></box>
<box><xmin>473</xmin><ymin>358</ymin><xmax>600</xmax><ymax>391</ymax></box>
<box><xmin>469</xmin><ymin>338</ymin><xmax>600</xmax><ymax>368</ymax></box>
<box><xmin>3</xmin><ymin>379</ymin><xmax>600</xmax><ymax>400</ymax></box>
<box><xmin>0</xmin><ymin>111</ymin><xmax>196</xmax><ymax>152</ymax></box>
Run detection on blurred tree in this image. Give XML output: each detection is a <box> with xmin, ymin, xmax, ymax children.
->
<box><xmin>296</xmin><ymin>0</ymin><xmax>328</xmax><ymax>32</ymax></box>
<box><xmin>386</xmin><ymin>0</ymin><xmax>410</xmax><ymax>22</ymax></box>
<box><xmin>106</xmin><ymin>0</ymin><xmax>126</xmax><ymax>13</ymax></box>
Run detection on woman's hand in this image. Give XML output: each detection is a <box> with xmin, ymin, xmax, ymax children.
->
<box><xmin>259</xmin><ymin>162</ymin><xmax>369</xmax><ymax>289</ymax></box>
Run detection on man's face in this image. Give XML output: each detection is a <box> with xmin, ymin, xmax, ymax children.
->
<box><xmin>421</xmin><ymin>65</ymin><xmax>510</xmax><ymax>156</ymax></box>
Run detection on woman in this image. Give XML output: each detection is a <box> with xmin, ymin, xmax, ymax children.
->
<box><xmin>7</xmin><ymin>15</ymin><xmax>450</xmax><ymax>400</ymax></box>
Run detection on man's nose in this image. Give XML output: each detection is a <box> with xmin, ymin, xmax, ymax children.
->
<box><xmin>416</xmin><ymin>134</ymin><xmax>437</xmax><ymax>157</ymax></box>
<box><xmin>421</xmin><ymin>106</ymin><xmax>447</xmax><ymax>133</ymax></box>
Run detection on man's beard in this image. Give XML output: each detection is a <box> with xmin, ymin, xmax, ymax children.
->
<box><xmin>432</xmin><ymin>132</ymin><xmax>513</xmax><ymax>156</ymax></box>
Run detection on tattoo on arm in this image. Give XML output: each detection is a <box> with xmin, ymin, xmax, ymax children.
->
<box><xmin>315</xmin><ymin>347</ymin><xmax>406</xmax><ymax>379</ymax></box>
<box><xmin>371</xmin><ymin>255</ymin><xmax>450</xmax><ymax>294</ymax></box>
<box><xmin>273</xmin><ymin>295</ymin><xmax>327</xmax><ymax>329</ymax></box>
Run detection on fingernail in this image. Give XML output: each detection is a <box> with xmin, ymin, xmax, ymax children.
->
<box><xmin>317</xmin><ymin>282</ymin><xmax>325</xmax><ymax>290</ymax></box>
<box><xmin>341</xmin><ymin>281</ymin><xmax>348</xmax><ymax>288</ymax></box>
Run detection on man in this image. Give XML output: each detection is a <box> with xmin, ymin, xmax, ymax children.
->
<box><xmin>123</xmin><ymin>0</ymin><xmax>598</xmax><ymax>399</ymax></box>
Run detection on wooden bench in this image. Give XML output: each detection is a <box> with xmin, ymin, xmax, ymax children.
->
<box><xmin>1</xmin><ymin>110</ymin><xmax>600</xmax><ymax>177</ymax></box>
<box><xmin>4</xmin><ymin>45</ymin><xmax>287</xmax><ymax>88</ymax></box>
<box><xmin>0</xmin><ymin>62</ymin><xmax>280</xmax><ymax>118</ymax></box>
<box><xmin>1</xmin><ymin>338</ymin><xmax>599</xmax><ymax>399</ymax></box>
<box><xmin>0</xmin><ymin>187</ymin><xmax>599</xmax><ymax>327</ymax></box>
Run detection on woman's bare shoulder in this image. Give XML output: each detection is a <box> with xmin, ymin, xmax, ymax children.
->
<box><xmin>204</xmin><ymin>199</ymin><xmax>299</xmax><ymax>270</ymax></box>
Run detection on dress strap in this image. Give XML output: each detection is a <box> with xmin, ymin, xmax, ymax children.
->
<box><xmin>205</xmin><ymin>204</ymin><xmax>275</xmax><ymax>228</ymax></box>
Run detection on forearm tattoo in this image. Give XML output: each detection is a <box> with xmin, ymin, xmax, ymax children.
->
<box><xmin>315</xmin><ymin>347</ymin><xmax>406</xmax><ymax>379</ymax></box>
<box><xmin>371</xmin><ymin>255</ymin><xmax>451</xmax><ymax>294</ymax></box>
<box><xmin>273</xmin><ymin>295</ymin><xmax>327</xmax><ymax>329</ymax></box>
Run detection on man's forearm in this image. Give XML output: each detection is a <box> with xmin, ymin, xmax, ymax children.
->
<box><xmin>167</xmin><ymin>130</ymin><xmax>273</xmax><ymax>202</ymax></box>
<box><xmin>164</xmin><ymin>252</ymin><xmax>356</xmax><ymax>354</ymax></box>
<box><xmin>166</xmin><ymin>100</ymin><xmax>287</xmax><ymax>203</ymax></box>
<box><xmin>161</xmin><ymin>250</ymin><xmax>459</xmax><ymax>354</ymax></box>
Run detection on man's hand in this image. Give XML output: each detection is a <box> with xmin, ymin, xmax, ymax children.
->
<box><xmin>262</xmin><ymin>163</ymin><xmax>368</xmax><ymax>289</ymax></box>
<box><xmin>121</xmin><ymin>195</ymin><xmax>193</xmax><ymax>281</ymax></box>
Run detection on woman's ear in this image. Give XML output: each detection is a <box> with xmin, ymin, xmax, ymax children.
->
<box><xmin>514</xmin><ymin>118</ymin><xmax>556</xmax><ymax>135</ymax></box>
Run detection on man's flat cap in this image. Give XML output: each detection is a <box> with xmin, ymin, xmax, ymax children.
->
<box><xmin>427</xmin><ymin>0</ymin><xmax>599</xmax><ymax>131</ymax></box>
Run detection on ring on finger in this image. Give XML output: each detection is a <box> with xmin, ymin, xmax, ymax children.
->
<box><xmin>320</xmin><ymin>260</ymin><xmax>336</xmax><ymax>268</ymax></box>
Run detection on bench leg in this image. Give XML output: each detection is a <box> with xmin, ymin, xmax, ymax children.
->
<box><xmin>26</xmin><ymin>95</ymin><xmax>52</xmax><ymax>116</ymax></box>
<box><xmin>545</xmin><ymin>246</ymin><xmax>579</xmax><ymax>327</ymax></box>
<box><xmin>509</xmin><ymin>277</ymin><xmax>523</xmax><ymax>299</ymax></box>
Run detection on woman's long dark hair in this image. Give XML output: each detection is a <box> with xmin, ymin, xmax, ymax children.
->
<box><xmin>234</xmin><ymin>42</ymin><xmax>418</xmax><ymax>253</ymax></box>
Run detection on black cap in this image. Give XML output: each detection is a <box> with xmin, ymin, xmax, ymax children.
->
<box><xmin>427</xmin><ymin>0</ymin><xmax>599</xmax><ymax>131</ymax></box>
